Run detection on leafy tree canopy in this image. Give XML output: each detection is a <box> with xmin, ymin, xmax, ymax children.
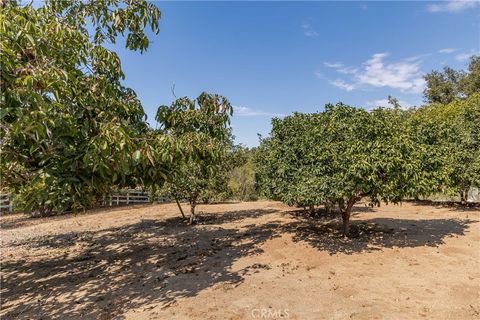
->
<box><xmin>0</xmin><ymin>0</ymin><xmax>161</xmax><ymax>215</ymax></box>
<box><xmin>407</xmin><ymin>94</ymin><xmax>480</xmax><ymax>201</ymax></box>
<box><xmin>256</xmin><ymin>104</ymin><xmax>421</xmax><ymax>235</ymax></box>
<box><xmin>424</xmin><ymin>55</ymin><xmax>479</xmax><ymax>104</ymax></box>
<box><xmin>155</xmin><ymin>93</ymin><xmax>234</xmax><ymax>222</ymax></box>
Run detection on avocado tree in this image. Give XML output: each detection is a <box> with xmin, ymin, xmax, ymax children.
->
<box><xmin>0</xmin><ymin>0</ymin><xmax>163</xmax><ymax>215</ymax></box>
<box><xmin>453</xmin><ymin>96</ymin><xmax>480</xmax><ymax>202</ymax></box>
<box><xmin>0</xmin><ymin>1</ymin><xmax>163</xmax><ymax>215</ymax></box>
<box><xmin>155</xmin><ymin>93</ymin><xmax>233</xmax><ymax>222</ymax></box>
<box><xmin>407</xmin><ymin>94</ymin><xmax>480</xmax><ymax>202</ymax></box>
<box><xmin>255</xmin><ymin>112</ymin><xmax>327</xmax><ymax>213</ymax></box>
<box><xmin>256</xmin><ymin>104</ymin><xmax>419</xmax><ymax>235</ymax></box>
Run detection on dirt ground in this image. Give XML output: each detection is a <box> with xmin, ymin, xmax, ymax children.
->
<box><xmin>1</xmin><ymin>201</ymin><xmax>479</xmax><ymax>320</ymax></box>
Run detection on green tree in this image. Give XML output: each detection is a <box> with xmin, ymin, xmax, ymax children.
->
<box><xmin>155</xmin><ymin>93</ymin><xmax>233</xmax><ymax>223</ymax></box>
<box><xmin>407</xmin><ymin>94</ymin><xmax>480</xmax><ymax>202</ymax></box>
<box><xmin>459</xmin><ymin>56</ymin><xmax>480</xmax><ymax>98</ymax></box>
<box><xmin>228</xmin><ymin>146</ymin><xmax>259</xmax><ymax>201</ymax></box>
<box><xmin>255</xmin><ymin>112</ymin><xmax>326</xmax><ymax>211</ymax></box>
<box><xmin>424</xmin><ymin>67</ymin><xmax>464</xmax><ymax>104</ymax></box>
<box><xmin>0</xmin><ymin>0</ymin><xmax>161</xmax><ymax>215</ymax></box>
<box><xmin>256</xmin><ymin>104</ymin><xmax>419</xmax><ymax>235</ymax></box>
<box><xmin>424</xmin><ymin>55</ymin><xmax>479</xmax><ymax>104</ymax></box>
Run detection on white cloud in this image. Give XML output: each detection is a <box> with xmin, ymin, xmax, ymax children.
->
<box><xmin>427</xmin><ymin>0</ymin><xmax>479</xmax><ymax>13</ymax></box>
<box><xmin>324</xmin><ymin>53</ymin><xmax>426</xmax><ymax>93</ymax></box>
<box><xmin>329</xmin><ymin>79</ymin><xmax>356</xmax><ymax>91</ymax></box>
<box><xmin>438</xmin><ymin>48</ymin><xmax>458</xmax><ymax>54</ymax></box>
<box><xmin>323</xmin><ymin>62</ymin><xmax>358</xmax><ymax>74</ymax></box>
<box><xmin>455</xmin><ymin>50</ymin><xmax>479</xmax><ymax>61</ymax></box>
<box><xmin>234</xmin><ymin>106</ymin><xmax>285</xmax><ymax>117</ymax></box>
<box><xmin>366</xmin><ymin>98</ymin><xmax>414</xmax><ymax>110</ymax></box>
<box><xmin>456</xmin><ymin>53</ymin><xmax>472</xmax><ymax>61</ymax></box>
<box><xmin>324</xmin><ymin>62</ymin><xmax>344</xmax><ymax>68</ymax></box>
<box><xmin>301</xmin><ymin>22</ymin><xmax>319</xmax><ymax>37</ymax></box>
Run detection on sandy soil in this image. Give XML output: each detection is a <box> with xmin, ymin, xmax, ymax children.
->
<box><xmin>1</xmin><ymin>201</ymin><xmax>479</xmax><ymax>320</ymax></box>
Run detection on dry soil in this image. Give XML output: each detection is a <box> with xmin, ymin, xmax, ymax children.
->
<box><xmin>1</xmin><ymin>201</ymin><xmax>479</xmax><ymax>319</ymax></box>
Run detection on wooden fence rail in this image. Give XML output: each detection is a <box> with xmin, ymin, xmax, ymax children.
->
<box><xmin>105</xmin><ymin>190</ymin><xmax>169</xmax><ymax>206</ymax></box>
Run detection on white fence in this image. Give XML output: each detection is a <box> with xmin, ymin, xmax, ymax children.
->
<box><xmin>0</xmin><ymin>193</ymin><xmax>13</xmax><ymax>213</ymax></box>
<box><xmin>105</xmin><ymin>190</ymin><xmax>169</xmax><ymax>206</ymax></box>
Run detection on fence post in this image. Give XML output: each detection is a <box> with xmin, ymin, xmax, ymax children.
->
<box><xmin>110</xmin><ymin>196</ymin><xmax>112</xmax><ymax>206</ymax></box>
<box><xmin>127</xmin><ymin>192</ymin><xmax>130</xmax><ymax>205</ymax></box>
<box><xmin>9</xmin><ymin>200</ymin><xmax>12</xmax><ymax>213</ymax></box>
<box><xmin>116</xmin><ymin>195</ymin><xmax>119</xmax><ymax>205</ymax></box>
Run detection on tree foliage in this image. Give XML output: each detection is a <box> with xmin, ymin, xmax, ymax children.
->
<box><xmin>0</xmin><ymin>0</ymin><xmax>161</xmax><ymax>214</ymax></box>
<box><xmin>407</xmin><ymin>94</ymin><xmax>480</xmax><ymax>201</ymax></box>
<box><xmin>256</xmin><ymin>105</ymin><xmax>426</xmax><ymax>235</ymax></box>
<box><xmin>155</xmin><ymin>93</ymin><xmax>234</xmax><ymax>222</ymax></box>
<box><xmin>424</xmin><ymin>55</ymin><xmax>480</xmax><ymax>104</ymax></box>
<box><xmin>228</xmin><ymin>146</ymin><xmax>259</xmax><ymax>201</ymax></box>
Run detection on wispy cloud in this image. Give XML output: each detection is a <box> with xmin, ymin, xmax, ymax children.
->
<box><xmin>301</xmin><ymin>22</ymin><xmax>319</xmax><ymax>37</ymax></box>
<box><xmin>324</xmin><ymin>62</ymin><xmax>343</xmax><ymax>68</ymax></box>
<box><xmin>438</xmin><ymin>48</ymin><xmax>459</xmax><ymax>54</ymax></box>
<box><xmin>427</xmin><ymin>0</ymin><xmax>479</xmax><ymax>13</ymax></box>
<box><xmin>324</xmin><ymin>53</ymin><xmax>426</xmax><ymax>93</ymax></box>
<box><xmin>455</xmin><ymin>50</ymin><xmax>479</xmax><ymax>61</ymax></box>
<box><xmin>234</xmin><ymin>106</ymin><xmax>285</xmax><ymax>117</ymax></box>
<box><xmin>323</xmin><ymin>63</ymin><xmax>358</xmax><ymax>75</ymax></box>
<box><xmin>329</xmin><ymin>79</ymin><xmax>356</xmax><ymax>91</ymax></box>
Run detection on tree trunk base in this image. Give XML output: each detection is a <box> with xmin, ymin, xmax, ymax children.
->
<box><xmin>341</xmin><ymin>208</ymin><xmax>352</xmax><ymax>237</ymax></box>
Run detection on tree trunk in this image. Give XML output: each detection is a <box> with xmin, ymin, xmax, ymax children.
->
<box><xmin>460</xmin><ymin>189</ymin><xmax>468</xmax><ymax>204</ymax></box>
<box><xmin>341</xmin><ymin>198</ymin><xmax>356</xmax><ymax>237</ymax></box>
<box><xmin>175</xmin><ymin>198</ymin><xmax>186</xmax><ymax>219</ymax></box>
<box><xmin>341</xmin><ymin>211</ymin><xmax>350</xmax><ymax>236</ymax></box>
<box><xmin>325</xmin><ymin>202</ymin><xmax>332</xmax><ymax>215</ymax></box>
<box><xmin>189</xmin><ymin>200</ymin><xmax>197</xmax><ymax>224</ymax></box>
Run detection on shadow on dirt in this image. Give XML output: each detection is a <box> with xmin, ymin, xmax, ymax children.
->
<box><xmin>289</xmin><ymin>205</ymin><xmax>375</xmax><ymax>220</ymax></box>
<box><xmin>0</xmin><ymin>204</ymin><xmax>156</xmax><ymax>231</ymax></box>
<box><xmin>1</xmin><ymin>209</ymin><xmax>281</xmax><ymax>319</ymax></box>
<box><xmin>285</xmin><ymin>214</ymin><xmax>474</xmax><ymax>255</ymax></box>
<box><xmin>407</xmin><ymin>199</ymin><xmax>480</xmax><ymax>211</ymax></box>
<box><xmin>198</xmin><ymin>209</ymin><xmax>277</xmax><ymax>225</ymax></box>
<box><xmin>1</xmin><ymin>206</ymin><xmax>475</xmax><ymax>319</ymax></box>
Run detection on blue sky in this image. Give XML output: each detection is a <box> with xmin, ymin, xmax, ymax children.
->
<box><xmin>111</xmin><ymin>1</ymin><xmax>480</xmax><ymax>147</ymax></box>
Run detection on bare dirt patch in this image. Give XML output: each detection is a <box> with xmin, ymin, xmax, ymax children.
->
<box><xmin>1</xmin><ymin>201</ymin><xmax>479</xmax><ymax>319</ymax></box>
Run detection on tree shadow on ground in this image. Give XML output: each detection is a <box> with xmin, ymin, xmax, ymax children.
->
<box><xmin>197</xmin><ymin>209</ymin><xmax>277</xmax><ymax>225</ymax></box>
<box><xmin>406</xmin><ymin>199</ymin><xmax>480</xmax><ymax>211</ymax></box>
<box><xmin>288</xmin><ymin>205</ymin><xmax>374</xmax><ymax>220</ymax></box>
<box><xmin>285</xmin><ymin>214</ymin><xmax>474</xmax><ymax>255</ymax></box>
<box><xmin>1</xmin><ymin>205</ymin><xmax>475</xmax><ymax>319</ymax></box>
<box><xmin>1</xmin><ymin>209</ymin><xmax>281</xmax><ymax>320</ymax></box>
<box><xmin>0</xmin><ymin>204</ymin><xmax>156</xmax><ymax>231</ymax></box>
